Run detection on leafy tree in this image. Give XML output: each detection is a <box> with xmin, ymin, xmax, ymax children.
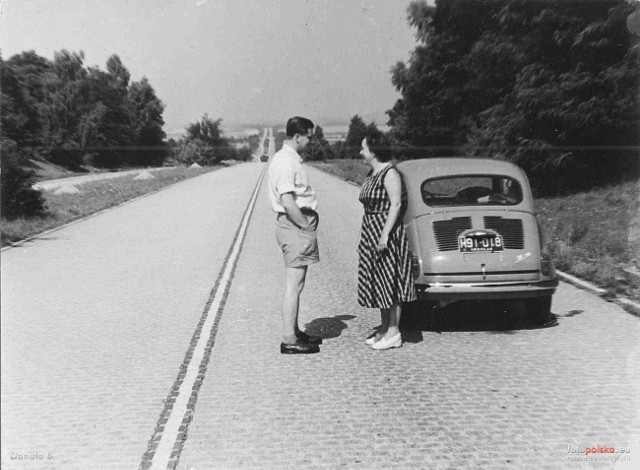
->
<box><xmin>303</xmin><ymin>125</ymin><xmax>333</xmax><ymax>161</ymax></box>
<box><xmin>1</xmin><ymin>56</ymin><xmax>47</xmax><ymax>218</ymax></box>
<box><xmin>345</xmin><ymin>115</ymin><xmax>368</xmax><ymax>149</ymax></box>
<box><xmin>1</xmin><ymin>47</ymin><xmax>171</xmax><ymax>220</ymax></box>
<box><xmin>106</xmin><ymin>55</ymin><xmax>130</xmax><ymax>89</ymax></box>
<box><xmin>0</xmin><ymin>139</ymin><xmax>46</xmax><ymax>219</ymax></box>
<box><xmin>4</xmin><ymin>51</ymin><xmax>51</xmax><ymax>147</ymax></box>
<box><xmin>330</xmin><ymin>140</ymin><xmax>349</xmax><ymax>159</ymax></box>
<box><xmin>172</xmin><ymin>139</ymin><xmax>211</xmax><ymax>166</ymax></box>
<box><xmin>1</xmin><ymin>56</ymin><xmax>31</xmax><ymax>145</ymax></box>
<box><xmin>5</xmin><ymin>50</ymin><xmax>168</xmax><ymax>169</ymax></box>
<box><xmin>128</xmin><ymin>77</ymin><xmax>166</xmax><ymax>166</ymax></box>
<box><xmin>185</xmin><ymin>114</ymin><xmax>227</xmax><ymax>148</ymax></box>
<box><xmin>174</xmin><ymin>114</ymin><xmax>248</xmax><ymax>165</ymax></box>
<box><xmin>39</xmin><ymin>49</ymin><xmax>88</xmax><ymax>167</ymax></box>
<box><xmin>77</xmin><ymin>101</ymin><xmax>108</xmax><ymax>149</ymax></box>
<box><xmin>389</xmin><ymin>0</ymin><xmax>639</xmax><ymax>192</ymax></box>
<box><xmin>82</xmin><ymin>55</ymin><xmax>134</xmax><ymax>167</ymax></box>
<box><xmin>344</xmin><ymin>115</ymin><xmax>379</xmax><ymax>158</ymax></box>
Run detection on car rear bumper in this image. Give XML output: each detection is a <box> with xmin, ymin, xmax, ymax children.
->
<box><xmin>415</xmin><ymin>277</ymin><xmax>559</xmax><ymax>301</ymax></box>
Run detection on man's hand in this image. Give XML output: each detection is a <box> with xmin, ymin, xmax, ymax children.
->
<box><xmin>280</xmin><ymin>192</ymin><xmax>308</xmax><ymax>229</ymax></box>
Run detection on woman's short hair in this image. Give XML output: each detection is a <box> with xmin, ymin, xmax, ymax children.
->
<box><xmin>286</xmin><ymin>116</ymin><xmax>314</xmax><ymax>138</ymax></box>
<box><xmin>365</xmin><ymin>130</ymin><xmax>394</xmax><ymax>162</ymax></box>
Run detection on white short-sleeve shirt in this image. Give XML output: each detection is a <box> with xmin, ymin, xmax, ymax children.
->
<box><xmin>267</xmin><ymin>143</ymin><xmax>318</xmax><ymax>213</ymax></box>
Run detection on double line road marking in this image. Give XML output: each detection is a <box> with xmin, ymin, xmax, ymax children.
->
<box><xmin>140</xmin><ymin>166</ymin><xmax>267</xmax><ymax>470</ymax></box>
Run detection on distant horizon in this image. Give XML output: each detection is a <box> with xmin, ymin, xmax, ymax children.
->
<box><xmin>1</xmin><ymin>1</ymin><xmax>418</xmax><ymax>134</ymax></box>
<box><xmin>166</xmin><ymin>111</ymin><xmax>392</xmax><ymax>139</ymax></box>
<box><xmin>165</xmin><ymin>113</ymin><xmax>388</xmax><ymax>139</ymax></box>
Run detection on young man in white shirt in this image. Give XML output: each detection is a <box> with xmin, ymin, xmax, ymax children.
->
<box><xmin>267</xmin><ymin>116</ymin><xmax>323</xmax><ymax>354</ymax></box>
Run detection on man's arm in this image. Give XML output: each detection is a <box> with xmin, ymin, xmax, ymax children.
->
<box><xmin>280</xmin><ymin>192</ymin><xmax>309</xmax><ymax>229</ymax></box>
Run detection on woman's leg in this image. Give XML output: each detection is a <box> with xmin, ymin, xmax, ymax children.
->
<box><xmin>376</xmin><ymin>308</ymin><xmax>390</xmax><ymax>340</ymax></box>
<box><xmin>384</xmin><ymin>302</ymin><xmax>402</xmax><ymax>338</ymax></box>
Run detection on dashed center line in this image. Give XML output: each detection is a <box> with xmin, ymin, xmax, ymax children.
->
<box><xmin>140</xmin><ymin>166</ymin><xmax>266</xmax><ymax>470</ymax></box>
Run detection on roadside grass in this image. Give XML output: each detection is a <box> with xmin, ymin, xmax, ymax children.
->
<box><xmin>311</xmin><ymin>159</ymin><xmax>370</xmax><ymax>186</ymax></box>
<box><xmin>1</xmin><ymin>165</ymin><xmax>219</xmax><ymax>247</ymax></box>
<box><xmin>30</xmin><ymin>157</ymin><xmax>86</xmax><ymax>180</ymax></box>
<box><xmin>310</xmin><ymin>159</ymin><xmax>640</xmax><ymax>302</ymax></box>
<box><xmin>536</xmin><ymin>180</ymin><xmax>639</xmax><ymax>300</ymax></box>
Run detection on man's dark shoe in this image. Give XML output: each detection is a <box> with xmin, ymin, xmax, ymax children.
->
<box><xmin>296</xmin><ymin>330</ymin><xmax>323</xmax><ymax>345</ymax></box>
<box><xmin>281</xmin><ymin>339</ymin><xmax>320</xmax><ymax>354</ymax></box>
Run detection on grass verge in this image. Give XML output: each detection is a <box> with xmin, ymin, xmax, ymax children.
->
<box><xmin>536</xmin><ymin>181</ymin><xmax>639</xmax><ymax>301</ymax></box>
<box><xmin>2</xmin><ymin>165</ymin><xmax>219</xmax><ymax>247</ymax></box>
<box><xmin>310</xmin><ymin>159</ymin><xmax>640</xmax><ymax>303</ymax></box>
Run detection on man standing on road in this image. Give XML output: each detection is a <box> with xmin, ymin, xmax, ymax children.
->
<box><xmin>268</xmin><ymin>116</ymin><xmax>323</xmax><ymax>354</ymax></box>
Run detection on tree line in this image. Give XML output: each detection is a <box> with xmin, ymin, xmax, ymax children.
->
<box><xmin>0</xmin><ymin>50</ymin><xmax>251</xmax><ymax>219</ymax></box>
<box><xmin>293</xmin><ymin>116</ymin><xmax>383</xmax><ymax>162</ymax></box>
<box><xmin>311</xmin><ymin>0</ymin><xmax>639</xmax><ymax>196</ymax></box>
<box><xmin>390</xmin><ymin>0</ymin><xmax>639</xmax><ymax>194</ymax></box>
<box><xmin>1</xmin><ymin>50</ymin><xmax>167</xmax><ymax>169</ymax></box>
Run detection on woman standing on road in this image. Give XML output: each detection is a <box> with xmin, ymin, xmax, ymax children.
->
<box><xmin>357</xmin><ymin>131</ymin><xmax>416</xmax><ymax>350</ymax></box>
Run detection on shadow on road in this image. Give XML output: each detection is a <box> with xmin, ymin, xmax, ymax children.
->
<box><xmin>558</xmin><ymin>309</ymin><xmax>584</xmax><ymax>318</ymax></box>
<box><xmin>400</xmin><ymin>300</ymin><xmax>559</xmax><ymax>337</ymax></box>
<box><xmin>304</xmin><ymin>314</ymin><xmax>356</xmax><ymax>340</ymax></box>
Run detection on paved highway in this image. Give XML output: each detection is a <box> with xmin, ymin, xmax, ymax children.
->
<box><xmin>1</xmin><ymin>162</ymin><xmax>639</xmax><ymax>469</ymax></box>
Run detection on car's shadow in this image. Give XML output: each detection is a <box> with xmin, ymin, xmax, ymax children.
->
<box><xmin>400</xmin><ymin>300</ymin><xmax>558</xmax><ymax>343</ymax></box>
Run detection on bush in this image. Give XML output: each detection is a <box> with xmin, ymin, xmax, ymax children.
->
<box><xmin>171</xmin><ymin>140</ymin><xmax>251</xmax><ymax>165</ymax></box>
<box><xmin>171</xmin><ymin>140</ymin><xmax>209</xmax><ymax>165</ymax></box>
<box><xmin>208</xmin><ymin>145</ymin><xmax>244</xmax><ymax>162</ymax></box>
<box><xmin>1</xmin><ymin>140</ymin><xmax>47</xmax><ymax>219</ymax></box>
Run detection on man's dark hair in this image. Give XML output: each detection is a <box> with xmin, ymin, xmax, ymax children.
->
<box><xmin>366</xmin><ymin>130</ymin><xmax>394</xmax><ymax>162</ymax></box>
<box><xmin>286</xmin><ymin>116</ymin><xmax>314</xmax><ymax>138</ymax></box>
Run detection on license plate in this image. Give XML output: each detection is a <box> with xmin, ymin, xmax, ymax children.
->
<box><xmin>458</xmin><ymin>232</ymin><xmax>504</xmax><ymax>253</ymax></box>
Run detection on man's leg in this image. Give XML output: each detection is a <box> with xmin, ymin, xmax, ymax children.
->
<box><xmin>282</xmin><ymin>265</ymin><xmax>307</xmax><ymax>344</ymax></box>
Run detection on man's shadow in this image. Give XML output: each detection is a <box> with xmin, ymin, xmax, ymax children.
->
<box><xmin>304</xmin><ymin>315</ymin><xmax>355</xmax><ymax>340</ymax></box>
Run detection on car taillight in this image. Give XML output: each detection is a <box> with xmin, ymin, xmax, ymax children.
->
<box><xmin>536</xmin><ymin>217</ymin><xmax>553</xmax><ymax>276</ymax></box>
<box><xmin>411</xmin><ymin>254</ymin><xmax>421</xmax><ymax>279</ymax></box>
<box><xmin>536</xmin><ymin>218</ymin><xmax>545</xmax><ymax>251</ymax></box>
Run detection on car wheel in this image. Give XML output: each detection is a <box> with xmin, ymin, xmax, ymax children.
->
<box><xmin>525</xmin><ymin>296</ymin><xmax>552</xmax><ymax>324</ymax></box>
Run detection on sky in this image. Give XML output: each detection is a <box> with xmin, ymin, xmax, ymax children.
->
<box><xmin>1</xmin><ymin>0</ymin><xmax>422</xmax><ymax>135</ymax></box>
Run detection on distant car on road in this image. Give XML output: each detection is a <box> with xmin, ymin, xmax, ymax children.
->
<box><xmin>398</xmin><ymin>158</ymin><xmax>558</xmax><ymax>324</ymax></box>
<box><xmin>260</xmin><ymin>154</ymin><xmax>269</xmax><ymax>162</ymax></box>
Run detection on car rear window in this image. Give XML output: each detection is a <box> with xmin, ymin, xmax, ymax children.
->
<box><xmin>421</xmin><ymin>175</ymin><xmax>523</xmax><ymax>207</ymax></box>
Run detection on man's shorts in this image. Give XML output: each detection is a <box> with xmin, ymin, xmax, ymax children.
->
<box><xmin>275</xmin><ymin>209</ymin><xmax>320</xmax><ymax>268</ymax></box>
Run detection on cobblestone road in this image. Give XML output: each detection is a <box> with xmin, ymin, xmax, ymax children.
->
<box><xmin>2</xmin><ymin>164</ymin><xmax>639</xmax><ymax>470</ymax></box>
<box><xmin>1</xmin><ymin>163</ymin><xmax>264</xmax><ymax>469</ymax></box>
<box><xmin>178</xmin><ymin>167</ymin><xmax>640</xmax><ymax>470</ymax></box>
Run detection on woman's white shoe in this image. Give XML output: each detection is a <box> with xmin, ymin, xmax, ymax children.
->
<box><xmin>365</xmin><ymin>333</ymin><xmax>382</xmax><ymax>345</ymax></box>
<box><xmin>369</xmin><ymin>332</ymin><xmax>402</xmax><ymax>350</ymax></box>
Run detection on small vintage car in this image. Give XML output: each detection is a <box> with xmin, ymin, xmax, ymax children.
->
<box><xmin>397</xmin><ymin>158</ymin><xmax>558</xmax><ymax>324</ymax></box>
<box><xmin>260</xmin><ymin>154</ymin><xmax>269</xmax><ymax>162</ymax></box>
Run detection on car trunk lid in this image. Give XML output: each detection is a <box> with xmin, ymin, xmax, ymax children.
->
<box><xmin>416</xmin><ymin>209</ymin><xmax>540</xmax><ymax>283</ymax></box>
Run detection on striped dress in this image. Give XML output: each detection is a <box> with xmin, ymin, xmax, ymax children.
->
<box><xmin>357</xmin><ymin>165</ymin><xmax>416</xmax><ymax>309</ymax></box>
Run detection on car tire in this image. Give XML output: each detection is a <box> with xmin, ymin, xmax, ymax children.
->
<box><xmin>525</xmin><ymin>296</ymin><xmax>552</xmax><ymax>325</ymax></box>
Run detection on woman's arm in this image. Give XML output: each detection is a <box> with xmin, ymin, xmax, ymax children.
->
<box><xmin>378</xmin><ymin>168</ymin><xmax>402</xmax><ymax>252</ymax></box>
